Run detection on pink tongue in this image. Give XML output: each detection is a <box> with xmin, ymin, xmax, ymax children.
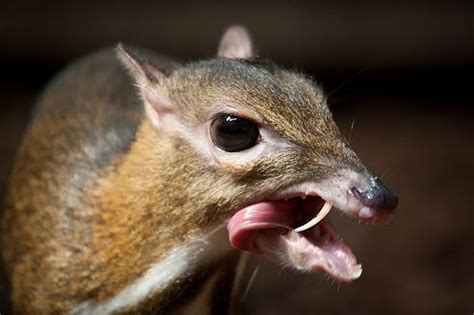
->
<box><xmin>227</xmin><ymin>200</ymin><xmax>297</xmax><ymax>251</ymax></box>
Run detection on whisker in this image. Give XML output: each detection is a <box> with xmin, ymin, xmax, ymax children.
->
<box><xmin>348</xmin><ymin>117</ymin><xmax>356</xmax><ymax>145</ymax></box>
<box><xmin>241</xmin><ymin>265</ymin><xmax>260</xmax><ymax>302</ymax></box>
<box><xmin>277</xmin><ymin>267</ymin><xmax>285</xmax><ymax>277</ymax></box>
<box><xmin>325</xmin><ymin>66</ymin><xmax>372</xmax><ymax>102</ymax></box>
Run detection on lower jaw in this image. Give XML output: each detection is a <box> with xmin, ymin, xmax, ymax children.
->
<box><xmin>254</xmin><ymin>221</ymin><xmax>362</xmax><ymax>282</ymax></box>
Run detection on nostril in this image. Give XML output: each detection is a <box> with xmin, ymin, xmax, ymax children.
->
<box><xmin>350</xmin><ymin>186</ymin><xmax>364</xmax><ymax>201</ymax></box>
<box><xmin>351</xmin><ymin>177</ymin><xmax>399</xmax><ymax>213</ymax></box>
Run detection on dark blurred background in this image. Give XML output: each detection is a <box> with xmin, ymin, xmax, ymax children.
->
<box><xmin>1</xmin><ymin>1</ymin><xmax>473</xmax><ymax>314</ymax></box>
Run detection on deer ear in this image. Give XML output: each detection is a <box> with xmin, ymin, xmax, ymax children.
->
<box><xmin>217</xmin><ymin>25</ymin><xmax>254</xmax><ymax>60</ymax></box>
<box><xmin>116</xmin><ymin>44</ymin><xmax>172</xmax><ymax>130</ymax></box>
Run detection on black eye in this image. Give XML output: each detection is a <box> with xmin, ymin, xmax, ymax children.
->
<box><xmin>210</xmin><ymin>114</ymin><xmax>260</xmax><ymax>152</ymax></box>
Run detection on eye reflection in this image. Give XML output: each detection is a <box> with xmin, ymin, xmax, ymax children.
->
<box><xmin>210</xmin><ymin>114</ymin><xmax>260</xmax><ymax>152</ymax></box>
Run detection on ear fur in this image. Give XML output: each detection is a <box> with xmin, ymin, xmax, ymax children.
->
<box><xmin>117</xmin><ymin>44</ymin><xmax>166</xmax><ymax>86</ymax></box>
<box><xmin>217</xmin><ymin>25</ymin><xmax>254</xmax><ymax>60</ymax></box>
<box><xmin>116</xmin><ymin>44</ymin><xmax>172</xmax><ymax>129</ymax></box>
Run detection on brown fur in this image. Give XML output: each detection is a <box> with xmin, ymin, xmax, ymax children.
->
<box><xmin>2</xmin><ymin>39</ymin><xmax>368</xmax><ymax>313</ymax></box>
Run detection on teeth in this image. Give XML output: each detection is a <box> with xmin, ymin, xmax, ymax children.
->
<box><xmin>352</xmin><ymin>264</ymin><xmax>363</xmax><ymax>279</ymax></box>
<box><xmin>294</xmin><ymin>202</ymin><xmax>333</xmax><ymax>232</ymax></box>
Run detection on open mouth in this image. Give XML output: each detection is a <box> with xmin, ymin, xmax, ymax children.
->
<box><xmin>227</xmin><ymin>194</ymin><xmax>364</xmax><ymax>282</ymax></box>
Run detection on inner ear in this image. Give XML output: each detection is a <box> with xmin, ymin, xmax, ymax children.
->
<box><xmin>116</xmin><ymin>44</ymin><xmax>166</xmax><ymax>86</ymax></box>
<box><xmin>217</xmin><ymin>25</ymin><xmax>254</xmax><ymax>60</ymax></box>
<box><xmin>116</xmin><ymin>44</ymin><xmax>173</xmax><ymax>130</ymax></box>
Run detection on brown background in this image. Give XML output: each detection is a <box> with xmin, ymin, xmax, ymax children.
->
<box><xmin>1</xmin><ymin>1</ymin><xmax>473</xmax><ymax>314</ymax></box>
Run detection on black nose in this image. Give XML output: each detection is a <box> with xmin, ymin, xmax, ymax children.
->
<box><xmin>351</xmin><ymin>177</ymin><xmax>398</xmax><ymax>213</ymax></box>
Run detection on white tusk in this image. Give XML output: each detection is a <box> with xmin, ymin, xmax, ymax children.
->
<box><xmin>294</xmin><ymin>202</ymin><xmax>333</xmax><ymax>232</ymax></box>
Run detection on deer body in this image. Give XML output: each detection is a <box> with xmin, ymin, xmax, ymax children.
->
<box><xmin>2</xmin><ymin>27</ymin><xmax>398</xmax><ymax>314</ymax></box>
